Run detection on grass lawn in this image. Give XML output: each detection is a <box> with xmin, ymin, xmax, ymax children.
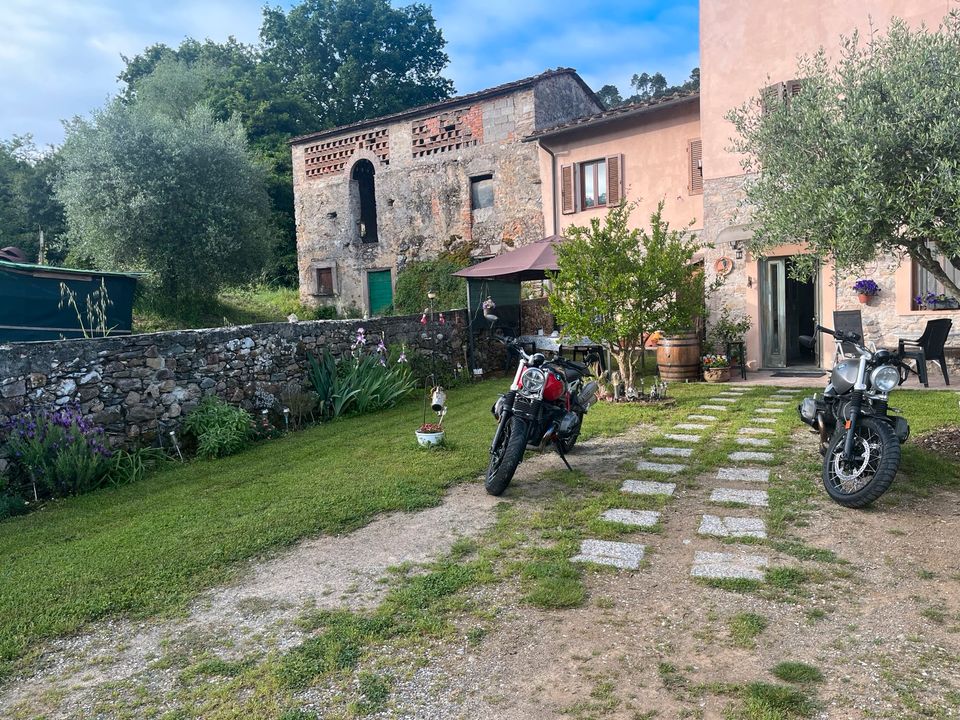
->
<box><xmin>0</xmin><ymin>379</ymin><xmax>955</xmax><ymax>682</ymax></box>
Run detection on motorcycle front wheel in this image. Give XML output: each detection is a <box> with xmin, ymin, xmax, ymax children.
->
<box><xmin>485</xmin><ymin>416</ymin><xmax>529</xmax><ymax>496</ymax></box>
<box><xmin>822</xmin><ymin>416</ymin><xmax>900</xmax><ymax>508</ymax></box>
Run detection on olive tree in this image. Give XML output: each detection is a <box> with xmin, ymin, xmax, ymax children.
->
<box><xmin>728</xmin><ymin>13</ymin><xmax>960</xmax><ymax>296</ymax></box>
<box><xmin>548</xmin><ymin>202</ymin><xmax>708</xmax><ymax>391</ymax></box>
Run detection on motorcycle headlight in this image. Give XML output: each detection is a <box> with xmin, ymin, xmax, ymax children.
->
<box><xmin>870</xmin><ymin>365</ymin><xmax>900</xmax><ymax>393</ymax></box>
<box><xmin>520</xmin><ymin>367</ymin><xmax>546</xmax><ymax>394</ymax></box>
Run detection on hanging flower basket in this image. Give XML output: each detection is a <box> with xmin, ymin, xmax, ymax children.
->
<box><xmin>853</xmin><ymin>279</ymin><xmax>880</xmax><ymax>304</ymax></box>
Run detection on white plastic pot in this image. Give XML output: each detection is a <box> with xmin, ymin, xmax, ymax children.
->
<box><xmin>415</xmin><ymin>430</ymin><xmax>445</xmax><ymax>447</ymax></box>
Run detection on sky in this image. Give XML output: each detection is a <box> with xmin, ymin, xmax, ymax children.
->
<box><xmin>0</xmin><ymin>0</ymin><xmax>699</xmax><ymax>148</ymax></box>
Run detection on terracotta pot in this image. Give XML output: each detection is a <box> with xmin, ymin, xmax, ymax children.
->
<box><xmin>703</xmin><ymin>367</ymin><xmax>731</xmax><ymax>383</ymax></box>
<box><xmin>656</xmin><ymin>332</ymin><xmax>700</xmax><ymax>381</ymax></box>
<box><xmin>858</xmin><ymin>293</ymin><xmax>870</xmax><ymax>304</ymax></box>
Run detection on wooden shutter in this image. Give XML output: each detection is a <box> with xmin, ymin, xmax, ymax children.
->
<box><xmin>760</xmin><ymin>82</ymin><xmax>784</xmax><ymax>114</ymax></box>
<box><xmin>605</xmin><ymin>154</ymin><xmax>623</xmax><ymax>206</ymax></box>
<box><xmin>688</xmin><ymin>139</ymin><xmax>703</xmax><ymax>195</ymax></box>
<box><xmin>560</xmin><ymin>163</ymin><xmax>575</xmax><ymax>214</ymax></box>
<box><xmin>784</xmin><ymin>79</ymin><xmax>803</xmax><ymax>108</ymax></box>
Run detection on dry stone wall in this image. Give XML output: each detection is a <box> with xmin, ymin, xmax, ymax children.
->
<box><xmin>0</xmin><ymin>313</ymin><xmax>472</xmax><ymax>454</ymax></box>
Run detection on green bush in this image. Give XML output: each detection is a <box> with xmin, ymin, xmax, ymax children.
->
<box><xmin>182</xmin><ymin>397</ymin><xmax>253</xmax><ymax>459</ymax></box>
<box><xmin>393</xmin><ymin>255</ymin><xmax>468</xmax><ymax>315</ymax></box>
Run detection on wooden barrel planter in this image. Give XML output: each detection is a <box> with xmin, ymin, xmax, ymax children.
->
<box><xmin>656</xmin><ymin>332</ymin><xmax>701</xmax><ymax>381</ymax></box>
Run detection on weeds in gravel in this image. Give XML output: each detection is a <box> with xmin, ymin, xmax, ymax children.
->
<box><xmin>729</xmin><ymin>613</ymin><xmax>768</xmax><ymax>648</ymax></box>
<box><xmin>771</xmin><ymin>662</ymin><xmax>824</xmax><ymax>684</ymax></box>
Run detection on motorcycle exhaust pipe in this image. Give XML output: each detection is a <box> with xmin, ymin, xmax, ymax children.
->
<box><xmin>537</xmin><ymin>424</ymin><xmax>558</xmax><ymax>450</ymax></box>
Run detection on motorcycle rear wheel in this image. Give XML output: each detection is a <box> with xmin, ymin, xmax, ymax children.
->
<box><xmin>485</xmin><ymin>416</ymin><xmax>529</xmax><ymax>496</ymax></box>
<box><xmin>822</xmin><ymin>416</ymin><xmax>900</xmax><ymax>508</ymax></box>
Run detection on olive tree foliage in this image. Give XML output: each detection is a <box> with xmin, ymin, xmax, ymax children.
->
<box><xmin>548</xmin><ymin>202</ymin><xmax>710</xmax><ymax>390</ymax></box>
<box><xmin>56</xmin><ymin>91</ymin><xmax>272</xmax><ymax>306</ymax></box>
<box><xmin>728</xmin><ymin>13</ymin><xmax>960</xmax><ymax>297</ymax></box>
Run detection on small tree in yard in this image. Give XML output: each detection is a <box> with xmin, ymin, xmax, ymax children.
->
<box><xmin>729</xmin><ymin>13</ymin><xmax>960</xmax><ymax>296</ymax></box>
<box><xmin>548</xmin><ymin>202</ymin><xmax>708</xmax><ymax>391</ymax></box>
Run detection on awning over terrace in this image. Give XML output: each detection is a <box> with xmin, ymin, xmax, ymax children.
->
<box><xmin>453</xmin><ymin>236</ymin><xmax>562</xmax><ymax>282</ymax></box>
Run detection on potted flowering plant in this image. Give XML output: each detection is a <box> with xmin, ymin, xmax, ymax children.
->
<box><xmin>701</xmin><ymin>354</ymin><xmax>731</xmax><ymax>383</ymax></box>
<box><xmin>416</xmin><ymin>422</ymin><xmax>445</xmax><ymax>446</ymax></box>
<box><xmin>853</xmin><ymin>279</ymin><xmax>881</xmax><ymax>304</ymax></box>
<box><xmin>915</xmin><ymin>291</ymin><xmax>960</xmax><ymax>310</ymax></box>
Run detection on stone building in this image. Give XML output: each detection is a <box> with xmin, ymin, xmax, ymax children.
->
<box><xmin>700</xmin><ymin>0</ymin><xmax>959</xmax><ymax>372</ymax></box>
<box><xmin>290</xmin><ymin>69</ymin><xmax>602</xmax><ymax>316</ymax></box>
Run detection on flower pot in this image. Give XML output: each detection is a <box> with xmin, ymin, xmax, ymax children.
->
<box><xmin>415</xmin><ymin>430</ymin><xmax>445</xmax><ymax>447</ymax></box>
<box><xmin>858</xmin><ymin>293</ymin><xmax>870</xmax><ymax>304</ymax></box>
<box><xmin>703</xmin><ymin>368</ymin><xmax>731</xmax><ymax>383</ymax></box>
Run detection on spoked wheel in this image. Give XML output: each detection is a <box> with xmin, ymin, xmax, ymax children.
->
<box><xmin>822</xmin><ymin>416</ymin><xmax>900</xmax><ymax>508</ymax></box>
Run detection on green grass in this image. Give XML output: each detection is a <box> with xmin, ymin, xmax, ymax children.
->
<box><xmin>730</xmin><ymin>682</ymin><xmax>816</xmax><ymax>719</ymax></box>
<box><xmin>770</xmin><ymin>662</ymin><xmax>824</xmax><ymax>684</ymax></box>
<box><xmin>729</xmin><ymin>612</ymin><xmax>768</xmax><ymax>648</ymax></box>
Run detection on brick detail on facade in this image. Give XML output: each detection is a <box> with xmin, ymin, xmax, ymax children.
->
<box><xmin>304</xmin><ymin>129</ymin><xmax>390</xmax><ymax>178</ymax></box>
<box><xmin>411</xmin><ymin>106</ymin><xmax>483</xmax><ymax>158</ymax></box>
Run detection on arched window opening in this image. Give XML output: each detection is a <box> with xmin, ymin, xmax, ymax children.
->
<box><xmin>351</xmin><ymin>159</ymin><xmax>378</xmax><ymax>243</ymax></box>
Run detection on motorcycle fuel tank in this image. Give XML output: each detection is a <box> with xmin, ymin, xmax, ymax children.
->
<box><xmin>830</xmin><ymin>360</ymin><xmax>859</xmax><ymax>393</ymax></box>
<box><xmin>542</xmin><ymin>370</ymin><xmax>565</xmax><ymax>401</ymax></box>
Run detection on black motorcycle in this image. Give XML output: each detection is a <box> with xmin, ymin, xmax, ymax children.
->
<box><xmin>797</xmin><ymin>325</ymin><xmax>910</xmax><ymax>508</ymax></box>
<box><xmin>485</xmin><ymin>337</ymin><xmax>599</xmax><ymax>496</ymax></box>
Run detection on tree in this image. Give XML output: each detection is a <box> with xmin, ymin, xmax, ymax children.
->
<box><xmin>599</xmin><ymin>68</ymin><xmax>700</xmax><ymax>108</ymax></box>
<box><xmin>728</xmin><ymin>14</ymin><xmax>960</xmax><ymax>297</ymax></box>
<box><xmin>260</xmin><ymin>0</ymin><xmax>454</xmax><ymax>128</ymax></box>
<box><xmin>393</xmin><ymin>255</ymin><xmax>467</xmax><ymax>315</ymax></box>
<box><xmin>56</xmin><ymin>95</ymin><xmax>272</xmax><ymax>307</ymax></box>
<box><xmin>548</xmin><ymin>202</ymin><xmax>709</xmax><ymax>390</ymax></box>
<box><xmin>596</xmin><ymin>84</ymin><xmax>623</xmax><ymax>108</ymax></box>
<box><xmin>0</xmin><ymin>136</ymin><xmax>66</xmax><ymax>263</ymax></box>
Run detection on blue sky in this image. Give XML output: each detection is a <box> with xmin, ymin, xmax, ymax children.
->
<box><xmin>0</xmin><ymin>0</ymin><xmax>699</xmax><ymax>148</ymax></box>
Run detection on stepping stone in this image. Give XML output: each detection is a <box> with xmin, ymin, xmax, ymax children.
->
<box><xmin>736</xmin><ymin>437</ymin><xmax>772</xmax><ymax>447</ymax></box>
<box><xmin>688</xmin><ymin>414</ymin><xmax>718</xmax><ymax>422</ymax></box>
<box><xmin>621</xmin><ymin>479</ymin><xmax>676</xmax><ymax>496</ymax></box>
<box><xmin>637</xmin><ymin>460</ymin><xmax>686</xmax><ymax>473</ymax></box>
<box><xmin>691</xmin><ymin>550</ymin><xmax>769</xmax><ymax>580</ymax></box>
<box><xmin>650</xmin><ymin>446</ymin><xmax>693</xmax><ymax>458</ymax></box>
<box><xmin>664</xmin><ymin>433</ymin><xmax>701</xmax><ymax>442</ymax></box>
<box><xmin>717</xmin><ymin>391</ymin><xmax>744</xmax><ymax>396</ymax></box>
<box><xmin>764</xmin><ymin>400</ymin><xmax>790</xmax><ymax>406</ymax></box>
<box><xmin>600</xmin><ymin>509</ymin><xmax>661</xmax><ymax>528</ymax></box>
<box><xmin>699</xmin><ymin>515</ymin><xmax>767</xmax><ymax>539</ymax></box>
<box><xmin>572</xmin><ymin>539</ymin><xmax>646</xmax><ymax>569</ymax></box>
<box><xmin>712</xmin><ymin>397</ymin><xmax>738</xmax><ymax>403</ymax></box>
<box><xmin>699</xmin><ymin>404</ymin><xmax>729</xmax><ymax>411</ymax></box>
<box><xmin>751</xmin><ymin>418</ymin><xmax>777</xmax><ymax>425</ymax></box>
<box><xmin>676</xmin><ymin>423</ymin><xmax>709</xmax><ymax>431</ymax></box>
<box><xmin>755</xmin><ymin>408</ymin><xmax>784</xmax><ymax>414</ymax></box>
<box><xmin>729</xmin><ymin>451</ymin><xmax>775</xmax><ymax>462</ymax></box>
<box><xmin>739</xmin><ymin>427</ymin><xmax>775</xmax><ymax>435</ymax></box>
<box><xmin>710</xmin><ymin>488</ymin><xmax>769</xmax><ymax>507</ymax></box>
<box><xmin>717</xmin><ymin>467</ymin><xmax>770</xmax><ymax>483</ymax></box>
<box><xmin>774</xmin><ymin>389</ymin><xmax>799</xmax><ymax>394</ymax></box>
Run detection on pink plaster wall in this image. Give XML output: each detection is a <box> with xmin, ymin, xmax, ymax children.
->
<box><xmin>536</xmin><ymin>102</ymin><xmax>703</xmax><ymax>236</ymax></box>
<box><xmin>700</xmin><ymin>0</ymin><xmax>950</xmax><ymax>180</ymax></box>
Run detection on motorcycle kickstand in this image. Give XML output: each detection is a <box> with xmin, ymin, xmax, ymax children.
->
<box><xmin>554</xmin><ymin>439</ymin><xmax>573</xmax><ymax>472</ymax></box>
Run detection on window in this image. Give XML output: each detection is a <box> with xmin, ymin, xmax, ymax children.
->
<box><xmin>351</xmin><ymin>159</ymin><xmax>378</xmax><ymax>243</ymax></box>
<box><xmin>315</xmin><ymin>267</ymin><xmax>335</xmax><ymax>296</ymax></box>
<box><xmin>913</xmin><ymin>244</ymin><xmax>960</xmax><ymax>309</ymax></box>
<box><xmin>470</xmin><ymin>174</ymin><xmax>494</xmax><ymax>210</ymax></box>
<box><xmin>761</xmin><ymin>79</ymin><xmax>803</xmax><ymax>114</ymax></box>
<box><xmin>580</xmin><ymin>159</ymin><xmax>607</xmax><ymax>208</ymax></box>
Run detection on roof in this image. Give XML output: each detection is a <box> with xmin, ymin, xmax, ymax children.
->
<box><xmin>289</xmin><ymin>68</ymin><xmax>602</xmax><ymax>145</ymax></box>
<box><xmin>453</xmin><ymin>236</ymin><xmax>562</xmax><ymax>282</ymax></box>
<box><xmin>0</xmin><ymin>260</ymin><xmax>144</xmax><ymax>279</ymax></box>
<box><xmin>524</xmin><ymin>91</ymin><xmax>699</xmax><ymax>142</ymax></box>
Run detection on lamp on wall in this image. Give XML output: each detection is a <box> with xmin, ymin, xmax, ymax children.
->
<box><xmin>731</xmin><ymin>240</ymin><xmax>744</xmax><ymax>260</ymax></box>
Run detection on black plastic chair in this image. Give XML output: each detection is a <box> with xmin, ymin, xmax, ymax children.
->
<box><xmin>899</xmin><ymin>318</ymin><xmax>953</xmax><ymax>387</ymax></box>
<box><xmin>833</xmin><ymin>310</ymin><xmax>864</xmax><ymax>357</ymax></box>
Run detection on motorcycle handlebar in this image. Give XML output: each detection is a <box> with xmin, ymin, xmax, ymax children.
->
<box><xmin>815</xmin><ymin>325</ymin><xmax>861</xmax><ymax>344</ymax></box>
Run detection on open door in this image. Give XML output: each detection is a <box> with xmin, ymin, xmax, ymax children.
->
<box><xmin>760</xmin><ymin>258</ymin><xmax>786</xmax><ymax>368</ymax></box>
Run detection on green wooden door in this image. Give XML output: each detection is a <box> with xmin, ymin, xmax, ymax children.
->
<box><xmin>367</xmin><ymin>270</ymin><xmax>393</xmax><ymax>315</ymax></box>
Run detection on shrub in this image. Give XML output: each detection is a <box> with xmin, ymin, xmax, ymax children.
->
<box><xmin>182</xmin><ymin>397</ymin><xmax>253</xmax><ymax>459</ymax></box>
<box><xmin>2</xmin><ymin>404</ymin><xmax>114</xmax><ymax>500</ymax></box>
<box><xmin>393</xmin><ymin>255</ymin><xmax>467</xmax><ymax>315</ymax></box>
<box><xmin>279</xmin><ymin>382</ymin><xmax>319</xmax><ymax>430</ymax></box>
<box><xmin>709</xmin><ymin>305</ymin><xmax>752</xmax><ymax>352</ymax></box>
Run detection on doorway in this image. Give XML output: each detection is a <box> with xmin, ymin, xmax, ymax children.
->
<box><xmin>760</xmin><ymin>256</ymin><xmax>818</xmax><ymax>368</ymax></box>
<box><xmin>367</xmin><ymin>269</ymin><xmax>393</xmax><ymax>316</ymax></box>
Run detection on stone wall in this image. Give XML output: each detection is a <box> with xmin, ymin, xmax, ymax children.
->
<box><xmin>0</xmin><ymin>312</ymin><xmax>473</xmax><ymax>451</ymax></box>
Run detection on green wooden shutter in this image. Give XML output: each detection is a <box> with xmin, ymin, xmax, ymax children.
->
<box><xmin>367</xmin><ymin>270</ymin><xmax>393</xmax><ymax>315</ymax></box>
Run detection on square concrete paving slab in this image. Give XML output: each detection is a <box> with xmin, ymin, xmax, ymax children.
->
<box><xmin>687</xmin><ymin>414</ymin><xmax>719</xmax><ymax>422</ymax></box>
<box><xmin>699</xmin><ymin>404</ymin><xmax>729</xmax><ymax>411</ymax></box>
<box><xmin>751</xmin><ymin>418</ymin><xmax>778</xmax><ymax>424</ymax></box>
<box><xmin>637</xmin><ymin>460</ymin><xmax>686</xmax><ymax>473</ymax></box>
<box><xmin>650</xmin><ymin>446</ymin><xmax>694</xmax><ymax>458</ymax></box>
<box><xmin>764</xmin><ymin>400</ymin><xmax>791</xmax><ymax>406</ymax></box>
<box><xmin>735</xmin><ymin>437</ymin><xmax>772</xmax><ymax>447</ymax></box>
<box><xmin>717</xmin><ymin>467</ymin><xmax>770</xmax><ymax>483</ymax></box>
<box><xmin>664</xmin><ymin>433</ymin><xmax>701</xmax><ymax>442</ymax></box>
<box><xmin>572</xmin><ymin>539</ymin><xmax>646</xmax><ymax>569</ymax></box>
<box><xmin>775</xmin><ymin>389</ymin><xmax>800</xmax><ymax>394</ymax></box>
<box><xmin>691</xmin><ymin>550</ymin><xmax>769</xmax><ymax>580</ymax></box>
<box><xmin>728</xmin><ymin>450</ymin><xmax>775</xmax><ymax>462</ymax></box>
<box><xmin>675</xmin><ymin>423</ymin><xmax>709</xmax><ymax>431</ymax></box>
<box><xmin>739</xmin><ymin>427</ymin><xmax>775</xmax><ymax>435</ymax></box>
<box><xmin>717</xmin><ymin>391</ymin><xmax>744</xmax><ymax>396</ymax></box>
<box><xmin>621</xmin><ymin>479</ymin><xmax>676</xmax><ymax>496</ymax></box>
<box><xmin>710</xmin><ymin>487</ymin><xmax>769</xmax><ymax>506</ymax></box>
<box><xmin>600</xmin><ymin>509</ymin><xmax>661</xmax><ymax>528</ymax></box>
<box><xmin>699</xmin><ymin>514</ymin><xmax>768</xmax><ymax>539</ymax></box>
<box><xmin>755</xmin><ymin>408</ymin><xmax>784</xmax><ymax>414</ymax></box>
<box><xmin>712</xmin><ymin>397</ymin><xmax>738</xmax><ymax>404</ymax></box>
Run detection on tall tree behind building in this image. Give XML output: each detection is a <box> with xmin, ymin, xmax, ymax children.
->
<box><xmin>598</xmin><ymin>68</ymin><xmax>700</xmax><ymax>108</ymax></box>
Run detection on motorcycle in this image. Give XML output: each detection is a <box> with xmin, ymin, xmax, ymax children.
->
<box><xmin>485</xmin><ymin>337</ymin><xmax>600</xmax><ymax>496</ymax></box>
<box><xmin>797</xmin><ymin>324</ymin><xmax>911</xmax><ymax>508</ymax></box>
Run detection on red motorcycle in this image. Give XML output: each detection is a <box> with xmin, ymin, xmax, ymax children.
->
<box><xmin>485</xmin><ymin>337</ymin><xmax>599</xmax><ymax>495</ymax></box>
